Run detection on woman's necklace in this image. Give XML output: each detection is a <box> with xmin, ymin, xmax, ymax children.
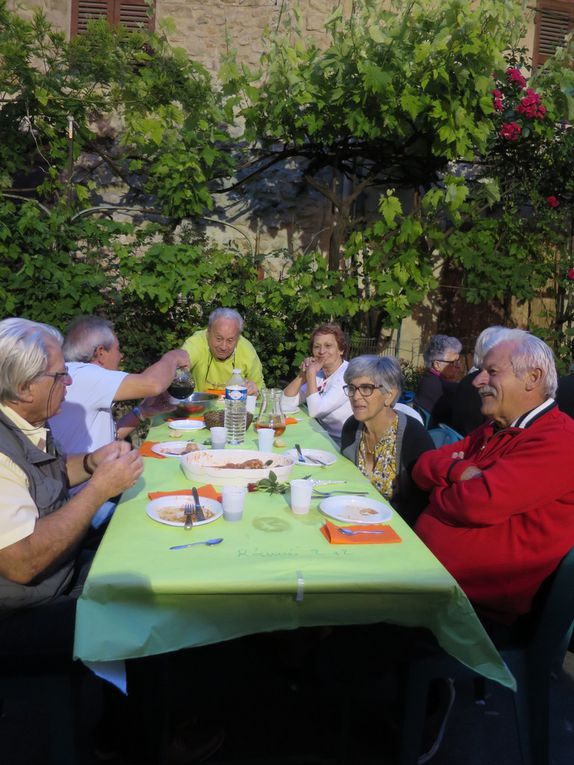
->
<box><xmin>362</xmin><ymin>431</ymin><xmax>379</xmax><ymax>455</ymax></box>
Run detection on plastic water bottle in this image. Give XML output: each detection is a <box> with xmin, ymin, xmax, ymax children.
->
<box><xmin>224</xmin><ymin>369</ymin><xmax>247</xmax><ymax>445</ymax></box>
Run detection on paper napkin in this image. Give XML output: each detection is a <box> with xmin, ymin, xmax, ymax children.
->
<box><xmin>320</xmin><ymin>520</ymin><xmax>401</xmax><ymax>545</ymax></box>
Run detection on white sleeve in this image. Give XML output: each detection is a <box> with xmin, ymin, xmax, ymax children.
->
<box><xmin>281</xmin><ymin>389</ymin><xmax>306</xmax><ymax>410</ymax></box>
<box><xmin>305</xmin><ymin>368</ymin><xmax>348</xmax><ymax>418</ymax></box>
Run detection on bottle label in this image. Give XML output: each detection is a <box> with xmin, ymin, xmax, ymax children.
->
<box><xmin>225</xmin><ymin>385</ymin><xmax>247</xmax><ymax>402</ymax></box>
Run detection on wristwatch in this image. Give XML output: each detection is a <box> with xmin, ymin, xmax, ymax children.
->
<box><xmin>132</xmin><ymin>406</ymin><xmax>147</xmax><ymax>423</ymax></box>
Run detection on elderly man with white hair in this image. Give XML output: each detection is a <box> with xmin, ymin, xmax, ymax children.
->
<box><xmin>450</xmin><ymin>325</ymin><xmax>513</xmax><ymax>436</ymax></box>
<box><xmin>413</xmin><ymin>329</ymin><xmax>574</xmax><ymax>626</ymax></box>
<box><xmin>182</xmin><ymin>308</ymin><xmax>264</xmax><ymax>395</ymax></box>
<box><xmin>0</xmin><ymin>317</ymin><xmax>142</xmax><ymax>657</ymax></box>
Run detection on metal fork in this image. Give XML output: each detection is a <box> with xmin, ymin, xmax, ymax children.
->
<box><xmin>183</xmin><ymin>503</ymin><xmax>193</xmax><ymax>530</ymax></box>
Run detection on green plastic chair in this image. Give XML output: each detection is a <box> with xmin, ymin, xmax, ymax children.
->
<box><xmin>400</xmin><ymin>544</ymin><xmax>574</xmax><ymax>765</ymax></box>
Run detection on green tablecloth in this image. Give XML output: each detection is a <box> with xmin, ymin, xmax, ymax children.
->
<box><xmin>74</xmin><ymin>409</ymin><xmax>515</xmax><ymax>690</ymax></box>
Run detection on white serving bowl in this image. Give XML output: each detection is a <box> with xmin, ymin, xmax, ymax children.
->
<box><xmin>180</xmin><ymin>449</ymin><xmax>295</xmax><ymax>486</ymax></box>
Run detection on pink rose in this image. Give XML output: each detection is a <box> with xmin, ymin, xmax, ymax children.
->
<box><xmin>567</xmin><ymin>268</ymin><xmax>574</xmax><ymax>281</ymax></box>
<box><xmin>500</xmin><ymin>122</ymin><xmax>521</xmax><ymax>141</ymax></box>
<box><xmin>547</xmin><ymin>196</ymin><xmax>559</xmax><ymax>208</ymax></box>
<box><xmin>506</xmin><ymin>67</ymin><xmax>527</xmax><ymax>89</ymax></box>
<box><xmin>492</xmin><ymin>89</ymin><xmax>504</xmax><ymax>112</ymax></box>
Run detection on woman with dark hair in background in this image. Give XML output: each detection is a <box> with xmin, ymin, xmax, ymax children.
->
<box><xmin>282</xmin><ymin>323</ymin><xmax>352</xmax><ymax>443</ymax></box>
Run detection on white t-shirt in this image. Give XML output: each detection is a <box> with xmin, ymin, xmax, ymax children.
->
<box><xmin>281</xmin><ymin>360</ymin><xmax>352</xmax><ymax>439</ymax></box>
<box><xmin>49</xmin><ymin>362</ymin><xmax>128</xmax><ymax>454</ymax></box>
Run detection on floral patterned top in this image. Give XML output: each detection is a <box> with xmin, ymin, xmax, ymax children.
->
<box><xmin>357</xmin><ymin>418</ymin><xmax>398</xmax><ymax>500</ymax></box>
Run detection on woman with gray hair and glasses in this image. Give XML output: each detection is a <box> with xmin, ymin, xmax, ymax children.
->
<box><xmin>341</xmin><ymin>355</ymin><xmax>434</xmax><ymax>526</ymax></box>
<box><xmin>414</xmin><ymin>334</ymin><xmax>462</xmax><ymax>428</ymax></box>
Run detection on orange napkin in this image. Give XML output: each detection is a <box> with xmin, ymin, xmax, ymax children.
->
<box><xmin>206</xmin><ymin>389</ymin><xmax>225</xmax><ymax>396</ymax></box>
<box><xmin>148</xmin><ymin>484</ymin><xmax>222</xmax><ymax>502</ymax></box>
<box><xmin>140</xmin><ymin>441</ymin><xmax>166</xmax><ymax>459</ymax></box>
<box><xmin>285</xmin><ymin>417</ymin><xmax>299</xmax><ymax>425</ymax></box>
<box><xmin>320</xmin><ymin>520</ymin><xmax>401</xmax><ymax>545</ymax></box>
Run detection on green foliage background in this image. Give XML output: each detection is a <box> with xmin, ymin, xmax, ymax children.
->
<box><xmin>1</xmin><ymin>0</ymin><xmax>574</xmax><ymax>379</ymax></box>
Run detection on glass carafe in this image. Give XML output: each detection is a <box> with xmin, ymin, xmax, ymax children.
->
<box><xmin>167</xmin><ymin>368</ymin><xmax>194</xmax><ymax>400</ymax></box>
<box><xmin>255</xmin><ymin>388</ymin><xmax>286</xmax><ymax>436</ymax></box>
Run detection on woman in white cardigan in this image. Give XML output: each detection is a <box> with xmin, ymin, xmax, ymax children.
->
<box><xmin>281</xmin><ymin>323</ymin><xmax>352</xmax><ymax>443</ymax></box>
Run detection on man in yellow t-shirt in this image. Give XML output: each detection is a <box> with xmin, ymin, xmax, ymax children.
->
<box><xmin>182</xmin><ymin>308</ymin><xmax>264</xmax><ymax>395</ymax></box>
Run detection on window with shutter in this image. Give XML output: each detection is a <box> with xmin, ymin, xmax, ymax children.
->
<box><xmin>71</xmin><ymin>0</ymin><xmax>155</xmax><ymax>36</ymax></box>
<box><xmin>533</xmin><ymin>0</ymin><xmax>574</xmax><ymax>67</ymax></box>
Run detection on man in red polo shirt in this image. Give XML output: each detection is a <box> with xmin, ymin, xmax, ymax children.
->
<box><xmin>414</xmin><ymin>329</ymin><xmax>574</xmax><ymax>624</ymax></box>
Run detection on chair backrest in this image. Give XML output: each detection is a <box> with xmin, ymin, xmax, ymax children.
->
<box><xmin>529</xmin><ymin>545</ymin><xmax>574</xmax><ymax>665</ymax></box>
<box><xmin>438</xmin><ymin>423</ymin><xmax>463</xmax><ymax>444</ymax></box>
<box><xmin>413</xmin><ymin>405</ymin><xmax>431</xmax><ymax>428</ymax></box>
<box><xmin>428</xmin><ymin>427</ymin><xmax>448</xmax><ymax>447</ymax></box>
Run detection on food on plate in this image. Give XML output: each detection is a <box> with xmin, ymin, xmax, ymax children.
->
<box><xmin>273</xmin><ymin>437</ymin><xmax>286</xmax><ymax>448</ymax></box>
<box><xmin>156</xmin><ymin>442</ymin><xmax>200</xmax><ymax>455</ymax></box>
<box><xmin>218</xmin><ymin>458</ymin><xmax>266</xmax><ymax>470</ymax></box>
<box><xmin>158</xmin><ymin>505</ymin><xmax>214</xmax><ymax>523</ymax></box>
<box><xmin>359</xmin><ymin>507</ymin><xmax>378</xmax><ymax>516</ymax></box>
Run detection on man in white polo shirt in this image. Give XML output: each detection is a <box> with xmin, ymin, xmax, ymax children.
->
<box><xmin>49</xmin><ymin>315</ymin><xmax>188</xmax><ymax>525</ymax></box>
<box><xmin>50</xmin><ymin>315</ymin><xmax>189</xmax><ymax>453</ymax></box>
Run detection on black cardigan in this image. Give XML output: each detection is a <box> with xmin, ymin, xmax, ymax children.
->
<box><xmin>340</xmin><ymin>411</ymin><xmax>434</xmax><ymax>527</ymax></box>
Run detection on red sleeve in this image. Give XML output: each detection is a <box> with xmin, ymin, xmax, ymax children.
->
<box><xmin>418</xmin><ymin>424</ymin><xmax>574</xmax><ymax>527</ymax></box>
<box><xmin>412</xmin><ymin>434</ymin><xmax>473</xmax><ymax>491</ymax></box>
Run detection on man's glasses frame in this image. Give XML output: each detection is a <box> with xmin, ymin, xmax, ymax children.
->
<box><xmin>39</xmin><ymin>366</ymin><xmax>70</xmax><ymax>382</ymax></box>
<box><xmin>343</xmin><ymin>383</ymin><xmax>385</xmax><ymax>398</ymax></box>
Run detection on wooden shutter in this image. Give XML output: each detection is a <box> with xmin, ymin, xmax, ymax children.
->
<box><xmin>71</xmin><ymin>0</ymin><xmax>155</xmax><ymax>36</ymax></box>
<box><xmin>533</xmin><ymin>0</ymin><xmax>574</xmax><ymax>67</ymax></box>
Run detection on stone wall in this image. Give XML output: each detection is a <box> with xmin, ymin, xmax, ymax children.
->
<box><xmin>157</xmin><ymin>0</ymin><xmax>340</xmax><ymax>73</ymax></box>
<box><xmin>9</xmin><ymin>0</ymin><xmax>341</xmax><ymax>70</ymax></box>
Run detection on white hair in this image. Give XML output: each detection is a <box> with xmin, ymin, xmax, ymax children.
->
<box><xmin>63</xmin><ymin>315</ymin><xmax>116</xmax><ymax>362</ymax></box>
<box><xmin>423</xmin><ymin>335</ymin><xmax>462</xmax><ymax>369</ymax></box>
<box><xmin>489</xmin><ymin>329</ymin><xmax>557</xmax><ymax>398</ymax></box>
<box><xmin>473</xmin><ymin>326</ymin><xmax>514</xmax><ymax>368</ymax></box>
<box><xmin>344</xmin><ymin>355</ymin><xmax>403</xmax><ymax>405</ymax></box>
<box><xmin>208</xmin><ymin>308</ymin><xmax>244</xmax><ymax>333</ymax></box>
<box><xmin>0</xmin><ymin>318</ymin><xmax>63</xmax><ymax>402</ymax></box>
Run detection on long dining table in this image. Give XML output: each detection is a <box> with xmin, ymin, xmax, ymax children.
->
<box><xmin>73</xmin><ymin>406</ymin><xmax>515</xmax><ymax>690</ymax></box>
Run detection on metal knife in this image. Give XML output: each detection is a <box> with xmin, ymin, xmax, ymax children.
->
<box><xmin>191</xmin><ymin>487</ymin><xmax>205</xmax><ymax>522</ymax></box>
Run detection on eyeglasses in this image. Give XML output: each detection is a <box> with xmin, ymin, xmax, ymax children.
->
<box><xmin>434</xmin><ymin>358</ymin><xmax>461</xmax><ymax>366</ymax></box>
<box><xmin>40</xmin><ymin>366</ymin><xmax>70</xmax><ymax>382</ymax></box>
<box><xmin>343</xmin><ymin>383</ymin><xmax>384</xmax><ymax>398</ymax></box>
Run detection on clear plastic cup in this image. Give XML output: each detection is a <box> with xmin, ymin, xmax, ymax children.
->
<box><xmin>290</xmin><ymin>479</ymin><xmax>313</xmax><ymax>515</ymax></box>
<box><xmin>257</xmin><ymin>427</ymin><xmax>275</xmax><ymax>452</ymax></box>
<box><xmin>210</xmin><ymin>427</ymin><xmax>227</xmax><ymax>449</ymax></box>
<box><xmin>221</xmin><ymin>485</ymin><xmax>247</xmax><ymax>522</ymax></box>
